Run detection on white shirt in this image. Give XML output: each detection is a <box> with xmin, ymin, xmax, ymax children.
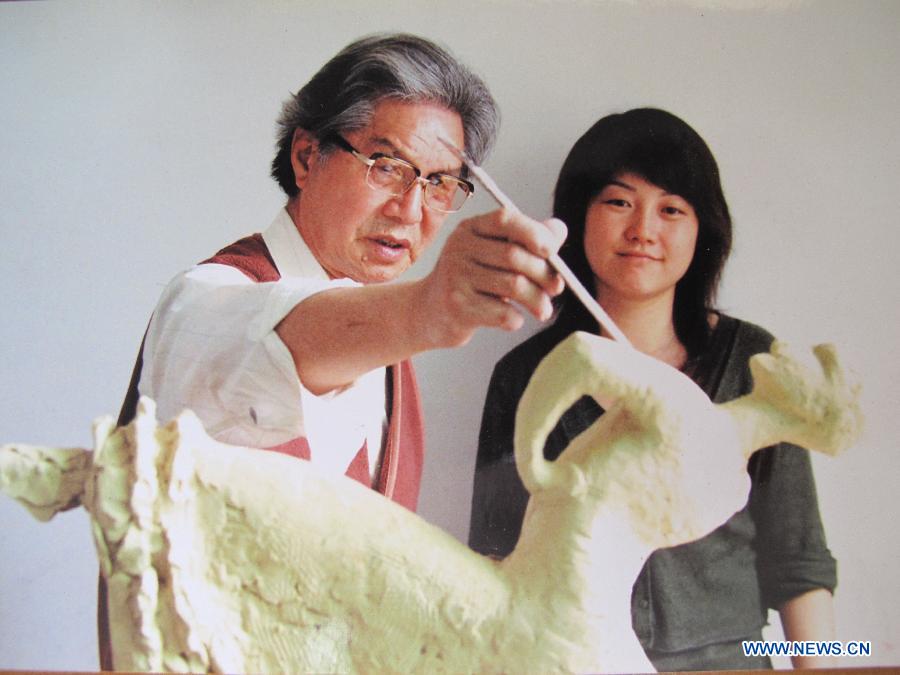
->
<box><xmin>140</xmin><ymin>209</ymin><xmax>387</xmax><ymax>478</ymax></box>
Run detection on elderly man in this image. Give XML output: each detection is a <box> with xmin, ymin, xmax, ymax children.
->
<box><xmin>99</xmin><ymin>33</ymin><xmax>564</xmax><ymax>668</ymax></box>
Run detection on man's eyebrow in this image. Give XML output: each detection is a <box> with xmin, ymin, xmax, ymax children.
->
<box><xmin>368</xmin><ymin>136</ymin><xmax>402</xmax><ymax>155</ymax></box>
<box><xmin>369</xmin><ymin>135</ymin><xmax>463</xmax><ymax>177</ymax></box>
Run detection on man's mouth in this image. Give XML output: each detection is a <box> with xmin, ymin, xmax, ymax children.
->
<box><xmin>372</xmin><ymin>236</ymin><xmax>410</xmax><ymax>250</ymax></box>
<box><xmin>364</xmin><ymin>235</ymin><xmax>414</xmax><ymax>265</ymax></box>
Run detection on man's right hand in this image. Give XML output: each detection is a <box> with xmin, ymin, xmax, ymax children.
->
<box><xmin>277</xmin><ymin>209</ymin><xmax>567</xmax><ymax>394</ymax></box>
<box><xmin>417</xmin><ymin>208</ymin><xmax>568</xmax><ymax>349</ymax></box>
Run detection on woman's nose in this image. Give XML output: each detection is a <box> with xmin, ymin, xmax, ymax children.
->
<box><xmin>626</xmin><ymin>208</ymin><xmax>659</xmax><ymax>242</ymax></box>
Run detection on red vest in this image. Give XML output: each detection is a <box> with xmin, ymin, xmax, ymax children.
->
<box><xmin>199</xmin><ymin>233</ymin><xmax>425</xmax><ymax>509</ymax></box>
<box><xmin>100</xmin><ymin>234</ymin><xmax>425</xmax><ymax>669</ymax></box>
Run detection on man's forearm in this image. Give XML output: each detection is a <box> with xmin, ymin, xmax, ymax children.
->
<box><xmin>275</xmin><ymin>210</ymin><xmax>567</xmax><ymax>396</ymax></box>
<box><xmin>275</xmin><ymin>281</ymin><xmax>431</xmax><ymax>395</ymax></box>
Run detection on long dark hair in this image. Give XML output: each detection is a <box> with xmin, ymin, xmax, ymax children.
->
<box><xmin>552</xmin><ymin>108</ymin><xmax>732</xmax><ymax>360</ymax></box>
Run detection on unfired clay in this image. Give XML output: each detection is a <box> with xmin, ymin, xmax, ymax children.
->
<box><xmin>0</xmin><ymin>333</ymin><xmax>862</xmax><ymax>673</ymax></box>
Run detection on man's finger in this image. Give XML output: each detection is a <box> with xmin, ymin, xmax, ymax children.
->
<box><xmin>467</xmin><ymin>209</ymin><xmax>562</xmax><ymax>260</ymax></box>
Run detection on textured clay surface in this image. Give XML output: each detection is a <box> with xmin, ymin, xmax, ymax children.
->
<box><xmin>0</xmin><ymin>334</ymin><xmax>862</xmax><ymax>672</ymax></box>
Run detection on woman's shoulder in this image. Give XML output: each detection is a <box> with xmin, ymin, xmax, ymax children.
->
<box><xmin>702</xmin><ymin>313</ymin><xmax>781</xmax><ymax>401</ymax></box>
<box><xmin>712</xmin><ymin>312</ymin><xmax>777</xmax><ymax>359</ymax></box>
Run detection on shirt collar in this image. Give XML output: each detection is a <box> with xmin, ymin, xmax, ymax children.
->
<box><xmin>261</xmin><ymin>208</ymin><xmax>330</xmax><ymax>281</ymax></box>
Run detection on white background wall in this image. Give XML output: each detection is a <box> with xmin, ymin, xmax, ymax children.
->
<box><xmin>1</xmin><ymin>0</ymin><xmax>898</xmax><ymax>670</ymax></box>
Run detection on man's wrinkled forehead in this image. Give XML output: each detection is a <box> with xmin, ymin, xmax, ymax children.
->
<box><xmin>350</xmin><ymin>101</ymin><xmax>464</xmax><ymax>175</ymax></box>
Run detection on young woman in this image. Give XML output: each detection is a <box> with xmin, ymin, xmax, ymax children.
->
<box><xmin>468</xmin><ymin>108</ymin><xmax>837</xmax><ymax>670</ymax></box>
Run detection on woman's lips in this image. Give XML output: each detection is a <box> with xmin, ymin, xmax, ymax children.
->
<box><xmin>617</xmin><ymin>251</ymin><xmax>661</xmax><ymax>261</ymax></box>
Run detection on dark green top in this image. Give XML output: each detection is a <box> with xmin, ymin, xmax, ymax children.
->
<box><xmin>469</xmin><ymin>314</ymin><xmax>836</xmax><ymax>671</ymax></box>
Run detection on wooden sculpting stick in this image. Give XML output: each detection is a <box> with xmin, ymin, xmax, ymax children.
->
<box><xmin>439</xmin><ymin>137</ymin><xmax>632</xmax><ymax>346</ymax></box>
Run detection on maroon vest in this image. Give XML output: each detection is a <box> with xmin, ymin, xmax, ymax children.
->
<box><xmin>100</xmin><ymin>233</ymin><xmax>425</xmax><ymax>669</ymax></box>
<box><xmin>198</xmin><ymin>233</ymin><xmax>425</xmax><ymax>507</ymax></box>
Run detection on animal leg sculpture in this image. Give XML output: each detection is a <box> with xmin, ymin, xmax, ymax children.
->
<box><xmin>0</xmin><ymin>333</ymin><xmax>862</xmax><ymax>673</ymax></box>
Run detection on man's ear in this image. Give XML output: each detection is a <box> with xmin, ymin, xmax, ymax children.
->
<box><xmin>290</xmin><ymin>128</ymin><xmax>317</xmax><ymax>191</ymax></box>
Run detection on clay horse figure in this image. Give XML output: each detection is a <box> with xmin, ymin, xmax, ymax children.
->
<box><xmin>1</xmin><ymin>334</ymin><xmax>862</xmax><ymax>673</ymax></box>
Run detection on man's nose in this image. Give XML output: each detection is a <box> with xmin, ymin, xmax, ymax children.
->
<box><xmin>385</xmin><ymin>181</ymin><xmax>426</xmax><ymax>224</ymax></box>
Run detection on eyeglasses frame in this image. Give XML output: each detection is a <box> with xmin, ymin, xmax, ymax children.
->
<box><xmin>323</xmin><ymin>133</ymin><xmax>475</xmax><ymax>213</ymax></box>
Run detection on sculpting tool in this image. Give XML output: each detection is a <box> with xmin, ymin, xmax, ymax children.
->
<box><xmin>439</xmin><ymin>137</ymin><xmax>632</xmax><ymax>346</ymax></box>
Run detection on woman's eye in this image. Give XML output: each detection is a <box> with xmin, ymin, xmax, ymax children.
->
<box><xmin>662</xmin><ymin>205</ymin><xmax>686</xmax><ymax>216</ymax></box>
<box><xmin>604</xmin><ymin>198</ymin><xmax>629</xmax><ymax>207</ymax></box>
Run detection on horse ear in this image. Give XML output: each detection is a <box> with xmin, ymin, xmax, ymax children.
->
<box><xmin>515</xmin><ymin>332</ymin><xmax>616</xmax><ymax>495</ymax></box>
<box><xmin>0</xmin><ymin>443</ymin><xmax>92</xmax><ymax>522</ymax></box>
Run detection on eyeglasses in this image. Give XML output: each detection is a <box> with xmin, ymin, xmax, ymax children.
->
<box><xmin>325</xmin><ymin>134</ymin><xmax>475</xmax><ymax>213</ymax></box>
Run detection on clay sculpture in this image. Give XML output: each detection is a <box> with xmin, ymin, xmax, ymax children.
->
<box><xmin>0</xmin><ymin>333</ymin><xmax>862</xmax><ymax>672</ymax></box>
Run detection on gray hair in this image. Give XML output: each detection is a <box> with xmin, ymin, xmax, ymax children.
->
<box><xmin>271</xmin><ymin>33</ymin><xmax>500</xmax><ymax>197</ymax></box>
